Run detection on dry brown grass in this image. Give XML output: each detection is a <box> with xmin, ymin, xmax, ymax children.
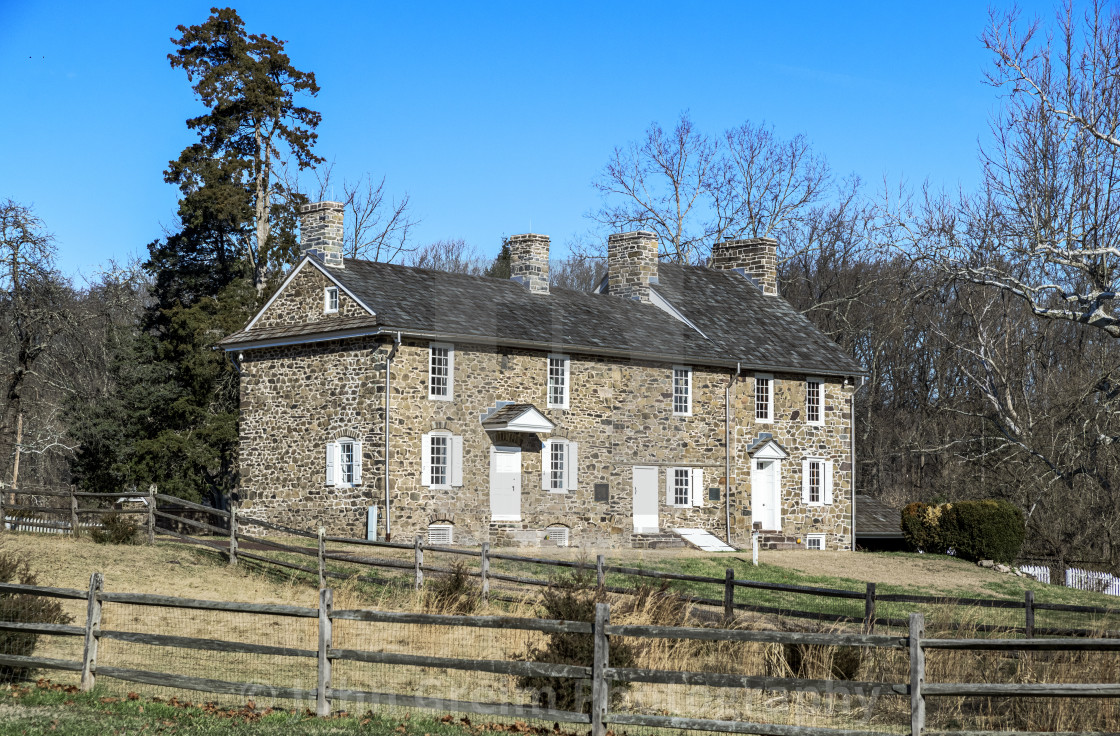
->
<box><xmin>5</xmin><ymin>533</ymin><xmax>1120</xmax><ymax>732</ymax></box>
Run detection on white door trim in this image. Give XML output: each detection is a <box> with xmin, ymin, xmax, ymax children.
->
<box><xmin>751</xmin><ymin>458</ymin><xmax>782</xmax><ymax>531</ymax></box>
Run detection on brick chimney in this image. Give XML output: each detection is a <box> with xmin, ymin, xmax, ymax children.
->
<box><xmin>299</xmin><ymin>201</ymin><xmax>345</xmax><ymax>269</ymax></box>
<box><xmin>508</xmin><ymin>233</ymin><xmax>550</xmax><ymax>295</ymax></box>
<box><xmin>710</xmin><ymin>237</ymin><xmax>778</xmax><ymax>295</ymax></box>
<box><xmin>606</xmin><ymin>231</ymin><xmax>658</xmax><ymax>303</ymax></box>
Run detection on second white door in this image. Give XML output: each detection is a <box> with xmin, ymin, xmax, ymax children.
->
<box><xmin>752</xmin><ymin>459</ymin><xmax>781</xmax><ymax>531</ymax></box>
<box><xmin>632</xmin><ymin>466</ymin><xmax>659</xmax><ymax>532</ymax></box>
<box><xmin>490</xmin><ymin>446</ymin><xmax>521</xmax><ymax>521</ymax></box>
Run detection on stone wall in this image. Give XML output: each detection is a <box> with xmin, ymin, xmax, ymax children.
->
<box><xmin>254</xmin><ymin>262</ymin><xmax>368</xmax><ymax>329</ymax></box>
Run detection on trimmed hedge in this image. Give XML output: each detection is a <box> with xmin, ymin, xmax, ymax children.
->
<box><xmin>940</xmin><ymin>499</ymin><xmax>1025</xmax><ymax>564</ymax></box>
<box><xmin>900</xmin><ymin>499</ymin><xmax>1025</xmax><ymax>563</ymax></box>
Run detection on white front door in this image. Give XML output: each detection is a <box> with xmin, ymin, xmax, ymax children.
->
<box><xmin>632</xmin><ymin>466</ymin><xmax>659</xmax><ymax>532</ymax></box>
<box><xmin>490</xmin><ymin>446</ymin><xmax>521</xmax><ymax>521</ymax></box>
<box><xmin>752</xmin><ymin>459</ymin><xmax>781</xmax><ymax>531</ymax></box>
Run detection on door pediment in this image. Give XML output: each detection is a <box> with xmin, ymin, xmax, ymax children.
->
<box><xmin>748</xmin><ymin>435</ymin><xmax>789</xmax><ymax>460</ymax></box>
<box><xmin>481</xmin><ymin>403</ymin><xmax>555</xmax><ymax>433</ymax></box>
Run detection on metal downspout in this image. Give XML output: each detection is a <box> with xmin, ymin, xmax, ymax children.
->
<box><xmin>725</xmin><ymin>363</ymin><xmax>738</xmax><ymax>546</ymax></box>
<box><xmin>850</xmin><ymin>375</ymin><xmax>865</xmax><ymax>551</ymax></box>
<box><xmin>384</xmin><ymin>332</ymin><xmax>401</xmax><ymax>541</ymax></box>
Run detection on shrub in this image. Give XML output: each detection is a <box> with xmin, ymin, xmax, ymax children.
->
<box><xmin>940</xmin><ymin>499</ymin><xmax>1025</xmax><ymax>564</ymax></box>
<box><xmin>0</xmin><ymin>547</ymin><xmax>72</xmax><ymax>682</ymax></box>
<box><xmin>900</xmin><ymin>502</ymin><xmax>946</xmax><ymax>553</ymax></box>
<box><xmin>90</xmin><ymin>514</ymin><xmax>140</xmax><ymax>545</ymax></box>
<box><xmin>518</xmin><ymin>569</ymin><xmax>637</xmax><ymax>713</ymax></box>
<box><xmin>424</xmin><ymin>560</ymin><xmax>479</xmax><ymax>615</ymax></box>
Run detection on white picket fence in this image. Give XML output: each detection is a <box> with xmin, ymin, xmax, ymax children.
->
<box><xmin>1020</xmin><ymin>563</ymin><xmax>1120</xmax><ymax>597</ymax></box>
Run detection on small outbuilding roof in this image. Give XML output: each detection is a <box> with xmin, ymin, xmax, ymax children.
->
<box><xmin>855</xmin><ymin>495</ymin><xmax>904</xmax><ymax>539</ymax></box>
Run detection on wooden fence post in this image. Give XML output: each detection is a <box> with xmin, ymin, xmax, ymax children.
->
<box><xmin>318</xmin><ymin>528</ymin><xmax>326</xmax><ymax>590</ymax></box>
<box><xmin>70</xmin><ymin>492</ymin><xmax>79</xmax><ymax>536</ymax></box>
<box><xmin>228</xmin><ymin>505</ymin><xmax>239</xmax><ymax>567</ymax></box>
<box><xmin>1025</xmin><ymin>590</ymin><xmax>1035</xmax><ymax>639</ymax></box>
<box><xmin>909</xmin><ymin>612</ymin><xmax>925</xmax><ymax>736</ymax></box>
<box><xmin>80</xmin><ymin>572</ymin><xmax>103</xmax><ymax>692</ymax></box>
<box><xmin>865</xmin><ymin>582</ymin><xmax>877</xmax><ymax>633</ymax></box>
<box><xmin>0</xmin><ymin>488</ymin><xmax>6</xmax><ymax>533</ymax></box>
<box><xmin>591</xmin><ymin>601</ymin><xmax>610</xmax><ymax>736</ymax></box>
<box><xmin>596</xmin><ymin>554</ymin><xmax>605</xmax><ymax>588</ymax></box>
<box><xmin>317</xmin><ymin>587</ymin><xmax>333</xmax><ymax>717</ymax></box>
<box><xmin>414</xmin><ymin>536</ymin><xmax>423</xmax><ymax>590</ymax></box>
<box><xmin>147</xmin><ymin>485</ymin><xmax>156</xmax><ymax>545</ymax></box>
<box><xmin>723</xmin><ymin>568</ymin><xmax>735</xmax><ymax>622</ymax></box>
<box><xmin>480</xmin><ymin>542</ymin><xmax>490</xmax><ymax>601</ymax></box>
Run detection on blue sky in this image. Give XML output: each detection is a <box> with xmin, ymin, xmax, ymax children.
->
<box><xmin>1</xmin><ymin>0</ymin><xmax>1056</xmax><ymax>279</ymax></box>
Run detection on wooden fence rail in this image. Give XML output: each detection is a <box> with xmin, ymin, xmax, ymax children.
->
<box><xmin>4</xmin><ymin>577</ymin><xmax>1119</xmax><ymax>736</ymax></box>
<box><xmin>6</xmin><ymin>488</ymin><xmax>1120</xmax><ymax>638</ymax></box>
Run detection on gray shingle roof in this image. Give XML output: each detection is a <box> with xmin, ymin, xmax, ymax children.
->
<box><xmin>855</xmin><ymin>495</ymin><xmax>903</xmax><ymax>539</ymax></box>
<box><xmin>223</xmin><ymin>257</ymin><xmax>864</xmax><ymax>377</ymax></box>
<box><xmin>652</xmin><ymin>265</ymin><xmax>863</xmax><ymax>375</ymax></box>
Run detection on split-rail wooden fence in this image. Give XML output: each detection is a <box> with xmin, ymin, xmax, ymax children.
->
<box><xmin>2</xmin><ymin>575</ymin><xmax>1119</xmax><ymax>736</ymax></box>
<box><xmin>6</xmin><ymin>489</ymin><xmax>1120</xmax><ymax>638</ymax></box>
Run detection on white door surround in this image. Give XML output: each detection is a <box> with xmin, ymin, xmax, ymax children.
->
<box><xmin>489</xmin><ymin>445</ymin><xmax>522</xmax><ymax>521</ymax></box>
<box><xmin>750</xmin><ymin>439</ymin><xmax>788</xmax><ymax>532</ymax></box>
<box><xmin>632</xmin><ymin>466</ymin><xmax>659</xmax><ymax>533</ymax></box>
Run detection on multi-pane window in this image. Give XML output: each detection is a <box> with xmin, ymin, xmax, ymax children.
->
<box><xmin>806</xmin><ymin>379</ymin><xmax>822</xmax><ymax>424</ymax></box>
<box><xmin>429</xmin><ymin>343</ymin><xmax>452</xmax><ymax>399</ymax></box>
<box><xmin>339</xmin><ymin>441</ymin><xmax>355</xmax><ymax>485</ymax></box>
<box><xmin>674</xmin><ymin>468</ymin><xmax>691</xmax><ymax>506</ymax></box>
<box><xmin>806</xmin><ymin>534</ymin><xmax>824</xmax><ymax>551</ymax></box>
<box><xmin>673</xmin><ymin>366</ymin><xmax>692</xmax><ymax>415</ymax></box>
<box><xmin>429</xmin><ymin>435</ymin><xmax>448</xmax><ymax>486</ymax></box>
<box><xmin>550</xmin><ymin>441</ymin><xmax>566</xmax><ymax>491</ymax></box>
<box><xmin>807</xmin><ymin>460</ymin><xmax>822</xmax><ymax>504</ymax></box>
<box><xmin>548</xmin><ymin>355</ymin><xmax>569</xmax><ymax>408</ymax></box>
<box><xmin>756</xmin><ymin>375</ymin><xmax>772</xmax><ymax>422</ymax></box>
<box><xmin>324</xmin><ymin>286</ymin><xmax>339</xmax><ymax>313</ymax></box>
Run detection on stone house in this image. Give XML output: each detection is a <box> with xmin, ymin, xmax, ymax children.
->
<box><xmin>220</xmin><ymin>201</ymin><xmax>865</xmax><ymax>549</ymax></box>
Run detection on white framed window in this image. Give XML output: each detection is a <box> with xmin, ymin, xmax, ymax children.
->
<box><xmin>672</xmin><ymin>366</ymin><xmax>692</xmax><ymax>416</ymax></box>
<box><xmin>541</xmin><ymin>439</ymin><xmax>579</xmax><ymax>492</ymax></box>
<box><xmin>755</xmin><ymin>374</ymin><xmax>773</xmax><ymax>423</ymax></box>
<box><xmin>801</xmin><ymin>458</ymin><xmax>833</xmax><ymax>507</ymax></box>
<box><xmin>666</xmin><ymin>467</ymin><xmax>705</xmax><ymax>507</ymax></box>
<box><xmin>428</xmin><ymin>343</ymin><xmax>454</xmax><ymax>400</ymax></box>
<box><xmin>806</xmin><ymin>534</ymin><xmax>825</xmax><ymax>551</ymax></box>
<box><xmin>324</xmin><ymin>286</ymin><xmax>339</xmax><ymax>314</ymax></box>
<box><xmin>428</xmin><ymin>523</ymin><xmax>453</xmax><ymax>545</ymax></box>
<box><xmin>325</xmin><ymin>437</ymin><xmax>362</xmax><ymax>487</ymax></box>
<box><xmin>421</xmin><ymin>432</ymin><xmax>463</xmax><ymax>489</ymax></box>
<box><xmin>545</xmin><ymin>525</ymin><xmax>570</xmax><ymax>547</ymax></box>
<box><xmin>806</xmin><ymin>378</ymin><xmax>823</xmax><ymax>425</ymax></box>
<box><xmin>548</xmin><ymin>354</ymin><xmax>569</xmax><ymax>409</ymax></box>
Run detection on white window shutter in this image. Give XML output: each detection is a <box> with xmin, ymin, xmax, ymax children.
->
<box><xmin>567</xmin><ymin>441</ymin><xmax>579</xmax><ymax>491</ymax></box>
<box><xmin>325</xmin><ymin>442</ymin><xmax>336</xmax><ymax>486</ymax></box>
<box><xmin>541</xmin><ymin>440</ymin><xmax>551</xmax><ymax>491</ymax></box>
<box><xmin>665</xmin><ymin>468</ymin><xmax>673</xmax><ymax>505</ymax></box>
<box><xmin>691</xmin><ymin>468</ymin><xmax>704</xmax><ymax>507</ymax></box>
<box><xmin>353</xmin><ymin>442</ymin><xmax>363</xmax><ymax>485</ymax></box>
<box><xmin>421</xmin><ymin>433</ymin><xmax>432</xmax><ymax>487</ymax></box>
<box><xmin>451</xmin><ymin>435</ymin><xmax>464</xmax><ymax>487</ymax></box>
<box><xmin>824</xmin><ymin>460</ymin><xmax>834</xmax><ymax>505</ymax></box>
<box><xmin>801</xmin><ymin>459</ymin><xmax>810</xmax><ymax>505</ymax></box>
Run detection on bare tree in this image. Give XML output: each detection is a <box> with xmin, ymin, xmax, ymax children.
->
<box><xmin>406</xmin><ymin>238</ymin><xmax>489</xmax><ymax>275</ymax></box>
<box><xmin>591</xmin><ymin>113</ymin><xmax>719</xmax><ymax>263</ymax></box>
<box><xmin>926</xmin><ymin>2</ymin><xmax>1120</xmax><ymax>336</ymax></box>
<box><xmin>0</xmin><ymin>200</ymin><xmax>71</xmax><ymax>487</ymax></box>
<box><xmin>550</xmin><ymin>256</ymin><xmax>603</xmax><ymax>292</ymax></box>
<box><xmin>311</xmin><ymin>161</ymin><xmax>418</xmax><ymax>262</ymax></box>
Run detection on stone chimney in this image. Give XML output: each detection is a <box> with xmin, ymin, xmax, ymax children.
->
<box><xmin>299</xmin><ymin>201</ymin><xmax>345</xmax><ymax>268</ymax></box>
<box><xmin>710</xmin><ymin>237</ymin><xmax>778</xmax><ymax>295</ymax></box>
<box><xmin>508</xmin><ymin>233</ymin><xmax>550</xmax><ymax>295</ymax></box>
<box><xmin>606</xmin><ymin>231</ymin><xmax>658</xmax><ymax>303</ymax></box>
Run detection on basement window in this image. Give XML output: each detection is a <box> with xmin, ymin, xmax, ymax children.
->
<box><xmin>324</xmin><ymin>286</ymin><xmax>339</xmax><ymax>314</ymax></box>
<box><xmin>545</xmin><ymin>526</ymin><xmax>570</xmax><ymax>547</ymax></box>
<box><xmin>806</xmin><ymin>534</ymin><xmax>825</xmax><ymax>551</ymax></box>
<box><xmin>428</xmin><ymin>524</ymin><xmax>453</xmax><ymax>546</ymax></box>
